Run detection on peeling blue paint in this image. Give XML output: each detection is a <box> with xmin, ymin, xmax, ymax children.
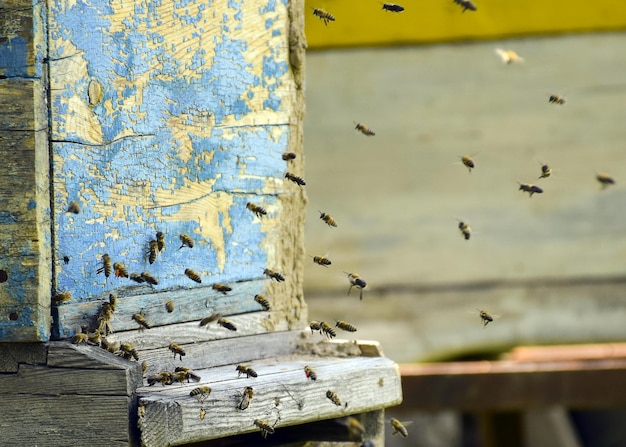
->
<box><xmin>0</xmin><ymin>37</ymin><xmax>28</xmax><ymax>78</ymax></box>
<box><xmin>263</xmin><ymin>94</ymin><xmax>282</xmax><ymax>111</ymax></box>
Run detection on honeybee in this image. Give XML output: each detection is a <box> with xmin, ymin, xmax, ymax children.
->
<box><xmin>119</xmin><ymin>342</ymin><xmax>140</xmax><ymax>361</ymax></box>
<box><xmin>304</xmin><ymin>365</ymin><xmax>317</xmax><ymax>381</ymax></box>
<box><xmin>345</xmin><ymin>272</ymin><xmax>367</xmax><ymax>300</ymax></box>
<box><xmin>538</xmin><ymin>162</ymin><xmax>552</xmax><ymax>179</ymax></box>
<box><xmin>140</xmin><ymin>272</ymin><xmax>158</xmax><ymax>285</ymax></box>
<box><xmin>336</xmin><ymin>320</ymin><xmax>357</xmax><ymax>332</ymax></box>
<box><xmin>96</xmin><ymin>301</ymin><xmax>114</xmax><ymax>335</ymax></box>
<box><xmin>147</xmin><ymin>371</ymin><xmax>173</xmax><ymax>386</ymax></box>
<box><xmin>199</xmin><ymin>407</ymin><xmax>206</xmax><ymax>420</ymax></box>
<box><xmin>171</xmin><ymin>370</ymin><xmax>193</xmax><ymax>383</ymax></box>
<box><xmin>477</xmin><ymin>309</ymin><xmax>494</xmax><ymax>326</ymax></box>
<box><xmin>147</xmin><ymin>240</ymin><xmax>159</xmax><ymax>264</ymax></box>
<box><xmin>320</xmin><ymin>321</ymin><xmax>337</xmax><ymax>339</ymax></box>
<box><xmin>108</xmin><ymin>293</ymin><xmax>117</xmax><ymax>311</ymax></box>
<box><xmin>199</xmin><ymin>312</ymin><xmax>222</xmax><ymax>327</ymax></box>
<box><xmin>494</xmin><ymin>48</ymin><xmax>524</xmax><ymax>64</ymax></box>
<box><xmin>285</xmin><ymin>172</ymin><xmax>306</xmax><ymax>186</ymax></box>
<box><xmin>179</xmin><ymin>233</ymin><xmax>194</xmax><ymax>249</ymax></box>
<box><xmin>165</xmin><ymin>300</ymin><xmax>174</xmax><ymax>313</ymax></box>
<box><xmin>212</xmin><ymin>283</ymin><xmax>232</xmax><ymax>294</ymax></box>
<box><xmin>282</xmin><ymin>152</ymin><xmax>297</xmax><ymax>161</ymax></box>
<box><xmin>129</xmin><ymin>272</ymin><xmax>145</xmax><ymax>283</ymax></box>
<box><xmin>53</xmin><ymin>291</ymin><xmax>72</xmax><ymax>304</ymax></box>
<box><xmin>97</xmin><ymin>254</ymin><xmax>112</xmax><ymax>279</ymax></box>
<box><xmin>254</xmin><ymin>419</ymin><xmax>276</xmax><ymax>439</ymax></box>
<box><xmin>142</xmin><ymin>360</ymin><xmax>147</xmax><ymax>374</ymax></box>
<box><xmin>238</xmin><ymin>386</ymin><xmax>254</xmax><ymax>410</ymax></box>
<box><xmin>263</xmin><ymin>268</ymin><xmax>285</xmax><ymax>282</ymax></box>
<box><xmin>175</xmin><ymin>366</ymin><xmax>201</xmax><ymax>382</ymax></box>
<box><xmin>354</xmin><ymin>122</ymin><xmax>375</xmax><ymax>136</ymax></box>
<box><xmin>549</xmin><ymin>94</ymin><xmax>566</xmax><ymax>105</ymax></box>
<box><xmin>382</xmin><ymin>3</ymin><xmax>405</xmax><ymax>12</ymax></box>
<box><xmin>518</xmin><ymin>182</ymin><xmax>543</xmax><ymax>197</ymax></box>
<box><xmin>310</xmin><ymin>320</ymin><xmax>322</xmax><ymax>334</ymax></box>
<box><xmin>312</xmin><ymin>8</ymin><xmax>335</xmax><ymax>25</ymax></box>
<box><xmin>184</xmin><ymin>268</ymin><xmax>202</xmax><ymax>283</ymax></box>
<box><xmin>340</xmin><ymin>416</ymin><xmax>365</xmax><ymax>441</ymax></box>
<box><xmin>453</xmin><ymin>0</ymin><xmax>477</xmax><ymax>12</ymax></box>
<box><xmin>457</xmin><ymin>220</ymin><xmax>471</xmax><ymax>240</ymax></box>
<box><xmin>113</xmin><ymin>262</ymin><xmax>128</xmax><ymax>278</ymax></box>
<box><xmin>132</xmin><ymin>313</ymin><xmax>151</xmax><ymax>330</ymax></box>
<box><xmin>596</xmin><ymin>173</ymin><xmax>616</xmax><ymax>189</ymax></box>
<box><xmin>156</xmin><ymin>231</ymin><xmax>165</xmax><ymax>252</ymax></box>
<box><xmin>236</xmin><ymin>364</ymin><xmax>258</xmax><ymax>378</ymax></box>
<box><xmin>460</xmin><ymin>155</ymin><xmax>475</xmax><ymax>173</ymax></box>
<box><xmin>67</xmin><ymin>200</ymin><xmax>80</xmax><ymax>214</ymax></box>
<box><xmin>101</xmin><ymin>337</ymin><xmax>119</xmax><ymax>354</ymax></box>
<box><xmin>218</xmin><ymin>317</ymin><xmax>237</xmax><ymax>331</ymax></box>
<box><xmin>254</xmin><ymin>295</ymin><xmax>271</xmax><ymax>311</ymax></box>
<box><xmin>326</xmin><ymin>390</ymin><xmax>342</xmax><ymax>406</ymax></box>
<box><xmin>390</xmin><ymin>418</ymin><xmax>409</xmax><ymax>438</ymax></box>
<box><xmin>246</xmin><ymin>202</ymin><xmax>267</xmax><ymax>218</ymax></box>
<box><xmin>169</xmin><ymin>343</ymin><xmax>186</xmax><ymax>360</ymax></box>
<box><xmin>319</xmin><ymin>210</ymin><xmax>337</xmax><ymax>227</ymax></box>
<box><xmin>311</xmin><ymin>255</ymin><xmax>332</xmax><ymax>267</ymax></box>
<box><xmin>190</xmin><ymin>385</ymin><xmax>212</xmax><ymax>402</ymax></box>
<box><xmin>72</xmin><ymin>332</ymin><xmax>89</xmax><ymax>345</ymax></box>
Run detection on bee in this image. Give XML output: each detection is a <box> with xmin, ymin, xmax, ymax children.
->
<box><xmin>236</xmin><ymin>364</ymin><xmax>258</xmax><ymax>378</ymax></box>
<box><xmin>119</xmin><ymin>342</ymin><xmax>140</xmax><ymax>361</ymax></box>
<box><xmin>382</xmin><ymin>3</ymin><xmax>405</xmax><ymax>12</ymax></box>
<box><xmin>218</xmin><ymin>317</ymin><xmax>237</xmax><ymax>331</ymax></box>
<box><xmin>346</xmin><ymin>272</ymin><xmax>367</xmax><ymax>300</ymax></box>
<box><xmin>319</xmin><ymin>210</ymin><xmax>337</xmax><ymax>227</ymax></box>
<box><xmin>460</xmin><ymin>155</ymin><xmax>475</xmax><ymax>173</ymax></box>
<box><xmin>129</xmin><ymin>272</ymin><xmax>145</xmax><ymax>283</ymax></box>
<box><xmin>596</xmin><ymin>173</ymin><xmax>616</xmax><ymax>189</ymax></box>
<box><xmin>390</xmin><ymin>418</ymin><xmax>409</xmax><ymax>438</ymax></box>
<box><xmin>190</xmin><ymin>385</ymin><xmax>212</xmax><ymax>402</ymax></box>
<box><xmin>518</xmin><ymin>182</ymin><xmax>543</xmax><ymax>197</ymax></box>
<box><xmin>141</xmin><ymin>272</ymin><xmax>158</xmax><ymax>285</ymax></box>
<box><xmin>494</xmin><ymin>48</ymin><xmax>524</xmax><ymax>64</ymax></box>
<box><xmin>96</xmin><ymin>302</ymin><xmax>114</xmax><ymax>335</ymax></box>
<box><xmin>179</xmin><ymin>233</ymin><xmax>194</xmax><ymax>249</ymax></box>
<box><xmin>458</xmin><ymin>220</ymin><xmax>471</xmax><ymax>240</ymax></box>
<box><xmin>184</xmin><ymin>268</ymin><xmax>202</xmax><ymax>283</ymax></box>
<box><xmin>453</xmin><ymin>0</ymin><xmax>477</xmax><ymax>12</ymax></box>
<box><xmin>97</xmin><ymin>254</ymin><xmax>112</xmax><ymax>279</ymax></box>
<box><xmin>171</xmin><ymin>370</ymin><xmax>193</xmax><ymax>383</ymax></box>
<box><xmin>146</xmin><ymin>240</ymin><xmax>159</xmax><ymax>264</ymax></box>
<box><xmin>88</xmin><ymin>330</ymin><xmax>101</xmax><ymax>346</ymax></box>
<box><xmin>132</xmin><ymin>313</ymin><xmax>151</xmax><ymax>330</ymax></box>
<box><xmin>246</xmin><ymin>202</ymin><xmax>267</xmax><ymax>218</ymax></box>
<box><xmin>477</xmin><ymin>309</ymin><xmax>494</xmax><ymax>327</ymax></box>
<box><xmin>336</xmin><ymin>320</ymin><xmax>357</xmax><ymax>332</ymax></box>
<box><xmin>175</xmin><ymin>366</ymin><xmax>201</xmax><ymax>382</ymax></box>
<box><xmin>238</xmin><ymin>386</ymin><xmax>254</xmax><ymax>410</ymax></box>
<box><xmin>254</xmin><ymin>419</ymin><xmax>275</xmax><ymax>439</ymax></box>
<box><xmin>254</xmin><ymin>294</ymin><xmax>271</xmax><ymax>311</ymax></box>
<box><xmin>199</xmin><ymin>312</ymin><xmax>222</xmax><ymax>327</ymax></box>
<box><xmin>263</xmin><ymin>268</ymin><xmax>285</xmax><ymax>282</ymax></box>
<box><xmin>109</xmin><ymin>293</ymin><xmax>118</xmax><ymax>308</ymax></box>
<box><xmin>63</xmin><ymin>255</ymin><xmax>70</xmax><ymax>264</ymax></box>
<box><xmin>354</xmin><ymin>122</ymin><xmax>375</xmax><ymax>136</ymax></box>
<box><xmin>312</xmin><ymin>8</ymin><xmax>335</xmax><ymax>25</ymax></box>
<box><xmin>53</xmin><ymin>291</ymin><xmax>72</xmax><ymax>304</ymax></box>
<box><xmin>67</xmin><ymin>200</ymin><xmax>80</xmax><ymax>214</ymax></box>
<box><xmin>113</xmin><ymin>262</ymin><xmax>128</xmax><ymax>278</ymax></box>
<box><xmin>340</xmin><ymin>416</ymin><xmax>365</xmax><ymax>441</ymax></box>
<box><xmin>101</xmin><ymin>337</ymin><xmax>119</xmax><ymax>354</ymax></box>
<box><xmin>320</xmin><ymin>321</ymin><xmax>337</xmax><ymax>339</ymax></box>
<box><xmin>199</xmin><ymin>408</ymin><xmax>206</xmax><ymax>420</ymax></box>
<box><xmin>72</xmin><ymin>332</ymin><xmax>89</xmax><ymax>345</ymax></box>
<box><xmin>142</xmin><ymin>360</ymin><xmax>147</xmax><ymax>374</ymax></box>
<box><xmin>311</xmin><ymin>255</ymin><xmax>332</xmax><ymax>267</ymax></box>
<box><xmin>549</xmin><ymin>94</ymin><xmax>566</xmax><ymax>105</ymax></box>
<box><xmin>165</xmin><ymin>300</ymin><xmax>174</xmax><ymax>313</ymax></box>
<box><xmin>147</xmin><ymin>371</ymin><xmax>173</xmax><ymax>386</ymax></box>
<box><xmin>212</xmin><ymin>283</ymin><xmax>232</xmax><ymax>294</ymax></box>
<box><xmin>304</xmin><ymin>365</ymin><xmax>317</xmax><ymax>381</ymax></box>
<box><xmin>285</xmin><ymin>172</ymin><xmax>306</xmax><ymax>186</ymax></box>
<box><xmin>169</xmin><ymin>343</ymin><xmax>186</xmax><ymax>360</ymax></box>
<box><xmin>326</xmin><ymin>390</ymin><xmax>342</xmax><ymax>406</ymax></box>
<box><xmin>538</xmin><ymin>162</ymin><xmax>552</xmax><ymax>179</ymax></box>
<box><xmin>156</xmin><ymin>231</ymin><xmax>165</xmax><ymax>252</ymax></box>
<box><xmin>310</xmin><ymin>320</ymin><xmax>322</xmax><ymax>334</ymax></box>
<box><xmin>282</xmin><ymin>152</ymin><xmax>297</xmax><ymax>161</ymax></box>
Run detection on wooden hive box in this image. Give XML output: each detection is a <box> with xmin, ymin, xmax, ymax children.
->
<box><xmin>0</xmin><ymin>1</ymin><xmax>402</xmax><ymax>445</ymax></box>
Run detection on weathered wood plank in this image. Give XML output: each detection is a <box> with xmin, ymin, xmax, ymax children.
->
<box><xmin>0</xmin><ymin>0</ymin><xmax>45</xmax><ymax>79</ymax></box>
<box><xmin>47</xmin><ymin>340</ymin><xmax>141</xmax><ymax>370</ymax></box>
<box><xmin>0</xmin><ymin>341</ymin><xmax>47</xmax><ymax>372</ymax></box>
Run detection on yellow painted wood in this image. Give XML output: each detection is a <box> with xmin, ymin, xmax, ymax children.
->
<box><xmin>305</xmin><ymin>0</ymin><xmax>626</xmax><ymax>49</ymax></box>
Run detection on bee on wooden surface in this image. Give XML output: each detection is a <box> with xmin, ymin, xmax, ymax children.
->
<box><xmin>285</xmin><ymin>172</ymin><xmax>306</xmax><ymax>186</ymax></box>
<box><xmin>320</xmin><ymin>321</ymin><xmax>337</xmax><ymax>339</ymax></box>
<box><xmin>390</xmin><ymin>418</ymin><xmax>409</xmax><ymax>438</ymax></box>
<box><xmin>175</xmin><ymin>366</ymin><xmax>201</xmax><ymax>382</ymax></box>
<box><xmin>171</xmin><ymin>370</ymin><xmax>193</xmax><ymax>383</ymax></box>
<box><xmin>345</xmin><ymin>272</ymin><xmax>367</xmax><ymax>300</ymax></box>
<box><xmin>246</xmin><ymin>202</ymin><xmax>267</xmax><ymax>218</ymax></box>
<box><xmin>318</xmin><ymin>211</ymin><xmax>337</xmax><ymax>228</ymax></box>
<box><xmin>165</xmin><ymin>300</ymin><xmax>174</xmax><ymax>313</ymax></box>
<box><xmin>218</xmin><ymin>317</ymin><xmax>237</xmax><ymax>331</ymax></box>
<box><xmin>169</xmin><ymin>343</ymin><xmax>186</xmax><ymax>360</ymax></box>
<box><xmin>336</xmin><ymin>320</ymin><xmax>357</xmax><ymax>332</ymax></box>
<box><xmin>53</xmin><ymin>291</ymin><xmax>72</xmax><ymax>304</ymax></box>
<box><xmin>67</xmin><ymin>200</ymin><xmax>80</xmax><ymax>214</ymax></box>
<box><xmin>199</xmin><ymin>407</ymin><xmax>206</xmax><ymax>420</ymax></box>
<box><xmin>310</xmin><ymin>320</ymin><xmax>322</xmax><ymax>334</ymax></box>
<box><xmin>518</xmin><ymin>182</ymin><xmax>543</xmax><ymax>197</ymax></box>
<box><xmin>354</xmin><ymin>122</ymin><xmax>375</xmax><ymax>136</ymax></box>
<box><xmin>596</xmin><ymin>173</ymin><xmax>616</xmax><ymax>189</ymax></box>
<box><xmin>101</xmin><ymin>337</ymin><xmax>119</xmax><ymax>354</ymax></box>
<box><xmin>311</xmin><ymin>255</ymin><xmax>332</xmax><ymax>267</ymax></box>
<box><xmin>142</xmin><ymin>360</ymin><xmax>147</xmax><ymax>374</ymax></box>
<box><xmin>140</xmin><ymin>272</ymin><xmax>158</xmax><ymax>285</ymax></box>
<box><xmin>477</xmin><ymin>309</ymin><xmax>494</xmax><ymax>327</ymax></box>
<box><xmin>460</xmin><ymin>155</ymin><xmax>475</xmax><ymax>173</ymax></box>
<box><xmin>382</xmin><ymin>3</ymin><xmax>405</xmax><ymax>12</ymax></box>
<box><xmin>236</xmin><ymin>364</ymin><xmax>258</xmax><ymax>378</ymax></box>
<box><xmin>238</xmin><ymin>386</ymin><xmax>254</xmax><ymax>410</ymax></box>
<box><xmin>312</xmin><ymin>8</ymin><xmax>335</xmax><ymax>25</ymax></box>
<box><xmin>119</xmin><ymin>342</ymin><xmax>140</xmax><ymax>361</ymax></box>
<box><xmin>190</xmin><ymin>385</ymin><xmax>212</xmax><ymax>402</ymax></box>
<box><xmin>132</xmin><ymin>313</ymin><xmax>151</xmax><ymax>330</ymax></box>
<box><xmin>147</xmin><ymin>371</ymin><xmax>173</xmax><ymax>386</ymax></box>
<box><xmin>453</xmin><ymin>0</ymin><xmax>477</xmax><ymax>12</ymax></box>
<box><xmin>254</xmin><ymin>419</ymin><xmax>276</xmax><ymax>439</ymax></box>
<box><xmin>113</xmin><ymin>262</ymin><xmax>128</xmax><ymax>278</ymax></box>
<box><xmin>147</xmin><ymin>240</ymin><xmax>159</xmax><ymax>264</ymax></box>
<box><xmin>282</xmin><ymin>152</ymin><xmax>297</xmax><ymax>161</ymax></box>
<box><xmin>548</xmin><ymin>94</ymin><xmax>566</xmax><ymax>105</ymax></box>
<box><xmin>156</xmin><ymin>231</ymin><xmax>165</xmax><ymax>252</ymax></box>
<box><xmin>88</xmin><ymin>330</ymin><xmax>101</xmax><ymax>346</ymax></box>
<box><xmin>494</xmin><ymin>48</ymin><xmax>524</xmax><ymax>64</ymax></box>
<box><xmin>212</xmin><ymin>283</ymin><xmax>232</xmax><ymax>294</ymax></box>
<box><xmin>304</xmin><ymin>365</ymin><xmax>317</xmax><ymax>381</ymax></box>
<box><xmin>97</xmin><ymin>254</ymin><xmax>112</xmax><ymax>279</ymax></box>
<box><xmin>179</xmin><ymin>233</ymin><xmax>194</xmax><ymax>249</ymax></box>
<box><xmin>184</xmin><ymin>268</ymin><xmax>202</xmax><ymax>284</ymax></box>
<box><xmin>457</xmin><ymin>220</ymin><xmax>471</xmax><ymax>240</ymax></box>
<box><xmin>199</xmin><ymin>312</ymin><xmax>222</xmax><ymax>327</ymax></box>
<box><xmin>538</xmin><ymin>162</ymin><xmax>552</xmax><ymax>179</ymax></box>
<box><xmin>264</xmin><ymin>268</ymin><xmax>285</xmax><ymax>282</ymax></box>
<box><xmin>254</xmin><ymin>294</ymin><xmax>271</xmax><ymax>311</ymax></box>
<box><xmin>326</xmin><ymin>390</ymin><xmax>342</xmax><ymax>406</ymax></box>
<box><xmin>72</xmin><ymin>333</ymin><xmax>89</xmax><ymax>345</ymax></box>
<box><xmin>129</xmin><ymin>273</ymin><xmax>145</xmax><ymax>283</ymax></box>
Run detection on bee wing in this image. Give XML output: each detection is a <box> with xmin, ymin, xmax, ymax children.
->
<box><xmin>494</xmin><ymin>48</ymin><xmax>509</xmax><ymax>63</ymax></box>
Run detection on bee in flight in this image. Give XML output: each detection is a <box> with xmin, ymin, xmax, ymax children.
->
<box><xmin>382</xmin><ymin>3</ymin><xmax>405</xmax><ymax>12</ymax></box>
<box><xmin>282</xmin><ymin>152</ymin><xmax>297</xmax><ymax>161</ymax></box>
<box><xmin>345</xmin><ymin>272</ymin><xmax>367</xmax><ymax>300</ymax></box>
<box><xmin>518</xmin><ymin>182</ymin><xmax>543</xmax><ymax>197</ymax></box>
<box><xmin>212</xmin><ymin>283</ymin><xmax>232</xmax><ymax>294</ymax></box>
<box><xmin>140</xmin><ymin>272</ymin><xmax>158</xmax><ymax>285</ymax></box>
<box><xmin>549</xmin><ymin>94</ymin><xmax>566</xmax><ymax>105</ymax></box>
<box><xmin>156</xmin><ymin>231</ymin><xmax>165</xmax><ymax>252</ymax></box>
<box><xmin>53</xmin><ymin>291</ymin><xmax>72</xmax><ymax>304</ymax></box>
<box><xmin>254</xmin><ymin>295</ymin><xmax>271</xmax><ymax>311</ymax></box>
<box><xmin>129</xmin><ymin>272</ymin><xmax>145</xmax><ymax>283</ymax></box>
<box><xmin>596</xmin><ymin>173</ymin><xmax>616</xmax><ymax>189</ymax></box>
<box><xmin>304</xmin><ymin>365</ymin><xmax>317</xmax><ymax>381</ymax></box>
<box><xmin>285</xmin><ymin>172</ymin><xmax>306</xmax><ymax>186</ymax></box>
<box><xmin>320</xmin><ymin>321</ymin><xmax>337</xmax><ymax>339</ymax></box>
<box><xmin>319</xmin><ymin>210</ymin><xmax>337</xmax><ymax>227</ymax></box>
<box><xmin>538</xmin><ymin>162</ymin><xmax>552</xmax><ymax>179</ymax></box>
<box><xmin>236</xmin><ymin>364</ymin><xmax>258</xmax><ymax>378</ymax></box>
<box><xmin>311</xmin><ymin>255</ymin><xmax>332</xmax><ymax>267</ymax></box>
<box><xmin>460</xmin><ymin>155</ymin><xmax>475</xmax><ymax>173</ymax></box>
<box><xmin>97</xmin><ymin>254</ymin><xmax>112</xmax><ymax>279</ymax></box>
<box><xmin>310</xmin><ymin>320</ymin><xmax>322</xmax><ymax>334</ymax></box>
<box><xmin>246</xmin><ymin>202</ymin><xmax>267</xmax><ymax>218</ymax></box>
<box><xmin>264</xmin><ymin>268</ymin><xmax>285</xmax><ymax>282</ymax></box>
<box><xmin>238</xmin><ymin>386</ymin><xmax>254</xmax><ymax>410</ymax></box>
<box><xmin>218</xmin><ymin>317</ymin><xmax>237</xmax><ymax>331</ymax></box>
<box><xmin>199</xmin><ymin>312</ymin><xmax>222</xmax><ymax>327</ymax></box>
<box><xmin>354</xmin><ymin>122</ymin><xmax>375</xmax><ymax>136</ymax></box>
<box><xmin>132</xmin><ymin>313</ymin><xmax>151</xmax><ymax>330</ymax></box>
<box><xmin>336</xmin><ymin>320</ymin><xmax>357</xmax><ymax>332</ymax></box>
<box><xmin>477</xmin><ymin>309</ymin><xmax>495</xmax><ymax>327</ymax></box>
<box><xmin>312</xmin><ymin>8</ymin><xmax>335</xmax><ymax>25</ymax></box>
<box><xmin>184</xmin><ymin>268</ymin><xmax>202</xmax><ymax>283</ymax></box>
<box><xmin>169</xmin><ymin>343</ymin><xmax>186</xmax><ymax>360</ymax></box>
<box><xmin>453</xmin><ymin>0</ymin><xmax>477</xmax><ymax>12</ymax></box>
<box><xmin>494</xmin><ymin>48</ymin><xmax>524</xmax><ymax>64</ymax></box>
<box><xmin>113</xmin><ymin>262</ymin><xmax>128</xmax><ymax>278</ymax></box>
<box><xmin>179</xmin><ymin>233</ymin><xmax>194</xmax><ymax>249</ymax></box>
<box><xmin>457</xmin><ymin>220</ymin><xmax>471</xmax><ymax>240</ymax></box>
<box><xmin>254</xmin><ymin>419</ymin><xmax>276</xmax><ymax>439</ymax></box>
<box><xmin>390</xmin><ymin>418</ymin><xmax>409</xmax><ymax>438</ymax></box>
<box><xmin>326</xmin><ymin>390</ymin><xmax>342</xmax><ymax>406</ymax></box>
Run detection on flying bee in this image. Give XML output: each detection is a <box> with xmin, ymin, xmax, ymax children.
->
<box><xmin>156</xmin><ymin>231</ymin><xmax>165</xmax><ymax>252</ymax></box>
<box><xmin>477</xmin><ymin>309</ymin><xmax>495</xmax><ymax>327</ymax></box>
<box><xmin>263</xmin><ymin>268</ymin><xmax>285</xmax><ymax>282</ymax></box>
<box><xmin>218</xmin><ymin>317</ymin><xmax>237</xmax><ymax>331</ymax></box>
<box><xmin>310</xmin><ymin>320</ymin><xmax>322</xmax><ymax>334</ymax></box>
<box><xmin>285</xmin><ymin>172</ymin><xmax>306</xmax><ymax>186</ymax></box>
<box><xmin>312</xmin><ymin>8</ymin><xmax>335</xmax><ymax>25</ymax></box>
<box><xmin>311</xmin><ymin>255</ymin><xmax>332</xmax><ymax>267</ymax></box>
<box><xmin>236</xmin><ymin>364</ymin><xmax>258</xmax><ymax>378</ymax></box>
<box><xmin>304</xmin><ymin>365</ymin><xmax>317</xmax><ymax>381</ymax></box>
<box><xmin>282</xmin><ymin>152</ymin><xmax>297</xmax><ymax>161</ymax></box>
<box><xmin>320</xmin><ymin>321</ymin><xmax>337</xmax><ymax>338</ymax></box>
<box><xmin>132</xmin><ymin>313</ymin><xmax>151</xmax><ymax>330</ymax></box>
<box><xmin>345</xmin><ymin>272</ymin><xmax>367</xmax><ymax>300</ymax></box>
<box><xmin>354</xmin><ymin>122</ymin><xmax>375</xmax><ymax>136</ymax></box>
<box><xmin>596</xmin><ymin>173</ymin><xmax>616</xmax><ymax>189</ymax></box>
<box><xmin>119</xmin><ymin>342</ymin><xmax>140</xmax><ymax>361</ymax></box>
<box><xmin>246</xmin><ymin>202</ymin><xmax>267</xmax><ymax>218</ymax></box>
<box><xmin>340</xmin><ymin>416</ymin><xmax>365</xmax><ymax>441</ymax></box>
<box><xmin>494</xmin><ymin>48</ymin><xmax>524</xmax><ymax>64</ymax></box>
<box><xmin>97</xmin><ymin>254</ymin><xmax>112</xmax><ymax>279</ymax></box>
<box><xmin>212</xmin><ymin>283</ymin><xmax>232</xmax><ymax>294</ymax></box>
<box><xmin>140</xmin><ymin>272</ymin><xmax>158</xmax><ymax>285</ymax></box>
<box><xmin>113</xmin><ymin>262</ymin><xmax>128</xmax><ymax>278</ymax></box>
<box><xmin>179</xmin><ymin>233</ymin><xmax>194</xmax><ymax>249</ymax></box>
<box><xmin>165</xmin><ymin>300</ymin><xmax>174</xmax><ymax>313</ymax></box>
<box><xmin>147</xmin><ymin>240</ymin><xmax>159</xmax><ymax>264</ymax></box>
<box><xmin>147</xmin><ymin>371</ymin><xmax>173</xmax><ymax>386</ymax></box>
<box><xmin>67</xmin><ymin>200</ymin><xmax>80</xmax><ymax>214</ymax></box>
<box><xmin>453</xmin><ymin>0</ymin><xmax>477</xmax><ymax>12</ymax></box>
<box><xmin>336</xmin><ymin>320</ymin><xmax>357</xmax><ymax>332</ymax></box>
<box><xmin>238</xmin><ymin>386</ymin><xmax>254</xmax><ymax>410</ymax></box>
<box><xmin>184</xmin><ymin>268</ymin><xmax>202</xmax><ymax>283</ymax></box>
<box><xmin>460</xmin><ymin>155</ymin><xmax>475</xmax><ymax>173</ymax></box>
<box><xmin>518</xmin><ymin>182</ymin><xmax>543</xmax><ymax>197</ymax></box>
<box><xmin>254</xmin><ymin>294</ymin><xmax>271</xmax><ymax>311</ymax></box>
<box><xmin>319</xmin><ymin>210</ymin><xmax>337</xmax><ymax>227</ymax></box>
<box><xmin>169</xmin><ymin>343</ymin><xmax>186</xmax><ymax>360</ymax></box>
<box><xmin>199</xmin><ymin>312</ymin><xmax>222</xmax><ymax>327</ymax></box>
<box><xmin>382</xmin><ymin>3</ymin><xmax>405</xmax><ymax>12</ymax></box>
<box><xmin>549</xmin><ymin>94</ymin><xmax>566</xmax><ymax>105</ymax></box>
<box><xmin>254</xmin><ymin>419</ymin><xmax>276</xmax><ymax>439</ymax></box>
<box><xmin>326</xmin><ymin>390</ymin><xmax>342</xmax><ymax>406</ymax></box>
<box><xmin>129</xmin><ymin>273</ymin><xmax>145</xmax><ymax>283</ymax></box>
<box><xmin>390</xmin><ymin>418</ymin><xmax>409</xmax><ymax>438</ymax></box>
<box><xmin>538</xmin><ymin>162</ymin><xmax>552</xmax><ymax>179</ymax></box>
<box><xmin>190</xmin><ymin>385</ymin><xmax>212</xmax><ymax>402</ymax></box>
<box><xmin>457</xmin><ymin>220</ymin><xmax>471</xmax><ymax>240</ymax></box>
<box><xmin>72</xmin><ymin>332</ymin><xmax>89</xmax><ymax>345</ymax></box>
<box><xmin>53</xmin><ymin>291</ymin><xmax>72</xmax><ymax>304</ymax></box>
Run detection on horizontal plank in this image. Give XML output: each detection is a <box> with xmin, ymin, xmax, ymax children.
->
<box><xmin>137</xmin><ymin>355</ymin><xmax>402</xmax><ymax>447</ymax></box>
<box><xmin>507</xmin><ymin>343</ymin><xmax>626</xmax><ymax>362</ymax></box>
<box><xmin>0</xmin><ymin>342</ymin><xmax>47</xmax><ymax>372</ymax></box>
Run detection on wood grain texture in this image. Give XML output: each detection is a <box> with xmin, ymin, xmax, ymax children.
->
<box><xmin>0</xmin><ymin>342</ymin><xmax>47</xmax><ymax>373</ymax></box>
